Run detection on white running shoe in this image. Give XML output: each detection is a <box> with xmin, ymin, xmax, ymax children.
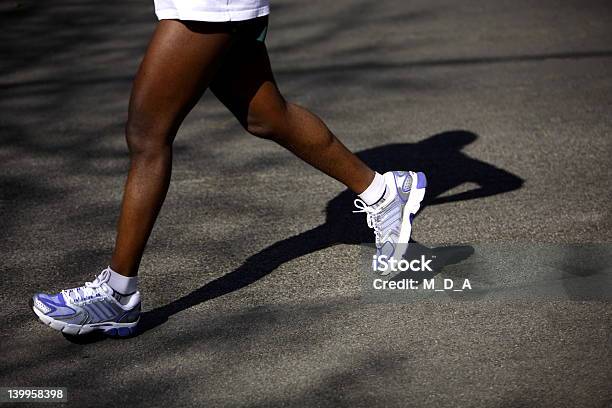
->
<box><xmin>353</xmin><ymin>171</ymin><xmax>427</xmax><ymax>274</ymax></box>
<box><xmin>30</xmin><ymin>268</ymin><xmax>141</xmax><ymax>337</ymax></box>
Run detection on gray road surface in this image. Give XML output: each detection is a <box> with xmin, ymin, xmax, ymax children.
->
<box><xmin>1</xmin><ymin>0</ymin><xmax>611</xmax><ymax>406</ymax></box>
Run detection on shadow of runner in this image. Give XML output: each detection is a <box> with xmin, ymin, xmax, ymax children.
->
<box><xmin>64</xmin><ymin>130</ymin><xmax>524</xmax><ymax>342</ymax></box>
<box><xmin>387</xmin><ymin>243</ymin><xmax>476</xmax><ymax>284</ymax></box>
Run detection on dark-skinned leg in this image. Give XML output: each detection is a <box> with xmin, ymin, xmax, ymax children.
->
<box><xmin>110</xmin><ymin>20</ymin><xmax>233</xmax><ymax>277</ymax></box>
<box><xmin>210</xmin><ymin>41</ymin><xmax>375</xmax><ymax>194</ymax></box>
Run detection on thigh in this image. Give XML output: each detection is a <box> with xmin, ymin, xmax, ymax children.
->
<box><xmin>209</xmin><ymin>37</ymin><xmax>287</xmax><ymax>132</ymax></box>
<box><xmin>128</xmin><ymin>20</ymin><xmax>234</xmax><ymax>141</ymax></box>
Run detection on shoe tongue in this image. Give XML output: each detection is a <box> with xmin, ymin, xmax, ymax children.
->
<box><xmin>100</xmin><ymin>283</ymin><xmax>114</xmax><ymax>296</ymax></box>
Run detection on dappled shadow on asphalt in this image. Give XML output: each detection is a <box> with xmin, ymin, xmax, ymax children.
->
<box><xmin>2</xmin><ymin>4</ymin><xmax>608</xmax><ymax>407</ymax></box>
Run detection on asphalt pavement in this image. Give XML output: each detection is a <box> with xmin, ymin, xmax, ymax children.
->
<box><xmin>1</xmin><ymin>0</ymin><xmax>611</xmax><ymax>407</ymax></box>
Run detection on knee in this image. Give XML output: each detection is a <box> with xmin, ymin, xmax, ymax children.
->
<box><xmin>245</xmin><ymin>115</ymin><xmax>283</xmax><ymax>141</ymax></box>
<box><xmin>125</xmin><ymin>115</ymin><xmax>174</xmax><ymax>158</ymax></box>
<box><xmin>245</xmin><ymin>120</ymin><xmax>278</xmax><ymax>141</ymax></box>
<box><xmin>244</xmin><ymin>103</ymin><xmax>291</xmax><ymax>141</ymax></box>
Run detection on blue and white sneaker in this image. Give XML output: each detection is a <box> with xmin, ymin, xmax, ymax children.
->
<box><xmin>31</xmin><ymin>268</ymin><xmax>141</xmax><ymax>337</ymax></box>
<box><xmin>354</xmin><ymin>171</ymin><xmax>427</xmax><ymax>274</ymax></box>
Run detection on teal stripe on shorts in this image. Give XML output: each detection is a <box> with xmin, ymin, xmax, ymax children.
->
<box><xmin>232</xmin><ymin>15</ymin><xmax>268</xmax><ymax>43</ymax></box>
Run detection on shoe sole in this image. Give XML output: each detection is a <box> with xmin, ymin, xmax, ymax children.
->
<box><xmin>395</xmin><ymin>171</ymin><xmax>427</xmax><ymax>259</ymax></box>
<box><xmin>30</xmin><ymin>298</ymin><xmax>139</xmax><ymax>337</ymax></box>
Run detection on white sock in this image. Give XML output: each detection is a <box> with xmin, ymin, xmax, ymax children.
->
<box><xmin>358</xmin><ymin>172</ymin><xmax>387</xmax><ymax>206</ymax></box>
<box><xmin>107</xmin><ymin>266</ymin><xmax>138</xmax><ymax>295</ymax></box>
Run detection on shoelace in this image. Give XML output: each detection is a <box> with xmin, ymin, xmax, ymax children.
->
<box><xmin>353</xmin><ymin>199</ymin><xmax>383</xmax><ymax>246</ymax></box>
<box><xmin>61</xmin><ymin>268</ymin><xmax>111</xmax><ymax>303</ymax></box>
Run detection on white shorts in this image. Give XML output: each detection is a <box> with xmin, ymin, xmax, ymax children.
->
<box><xmin>154</xmin><ymin>0</ymin><xmax>270</xmax><ymax>22</ymax></box>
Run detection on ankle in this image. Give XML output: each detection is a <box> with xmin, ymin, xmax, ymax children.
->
<box><xmin>106</xmin><ymin>266</ymin><xmax>138</xmax><ymax>295</ymax></box>
<box><xmin>358</xmin><ymin>172</ymin><xmax>387</xmax><ymax>206</ymax></box>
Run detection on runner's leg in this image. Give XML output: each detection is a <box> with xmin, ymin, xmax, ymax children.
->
<box><xmin>110</xmin><ymin>20</ymin><xmax>233</xmax><ymax>277</ymax></box>
<box><xmin>210</xmin><ymin>40</ymin><xmax>375</xmax><ymax>194</ymax></box>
